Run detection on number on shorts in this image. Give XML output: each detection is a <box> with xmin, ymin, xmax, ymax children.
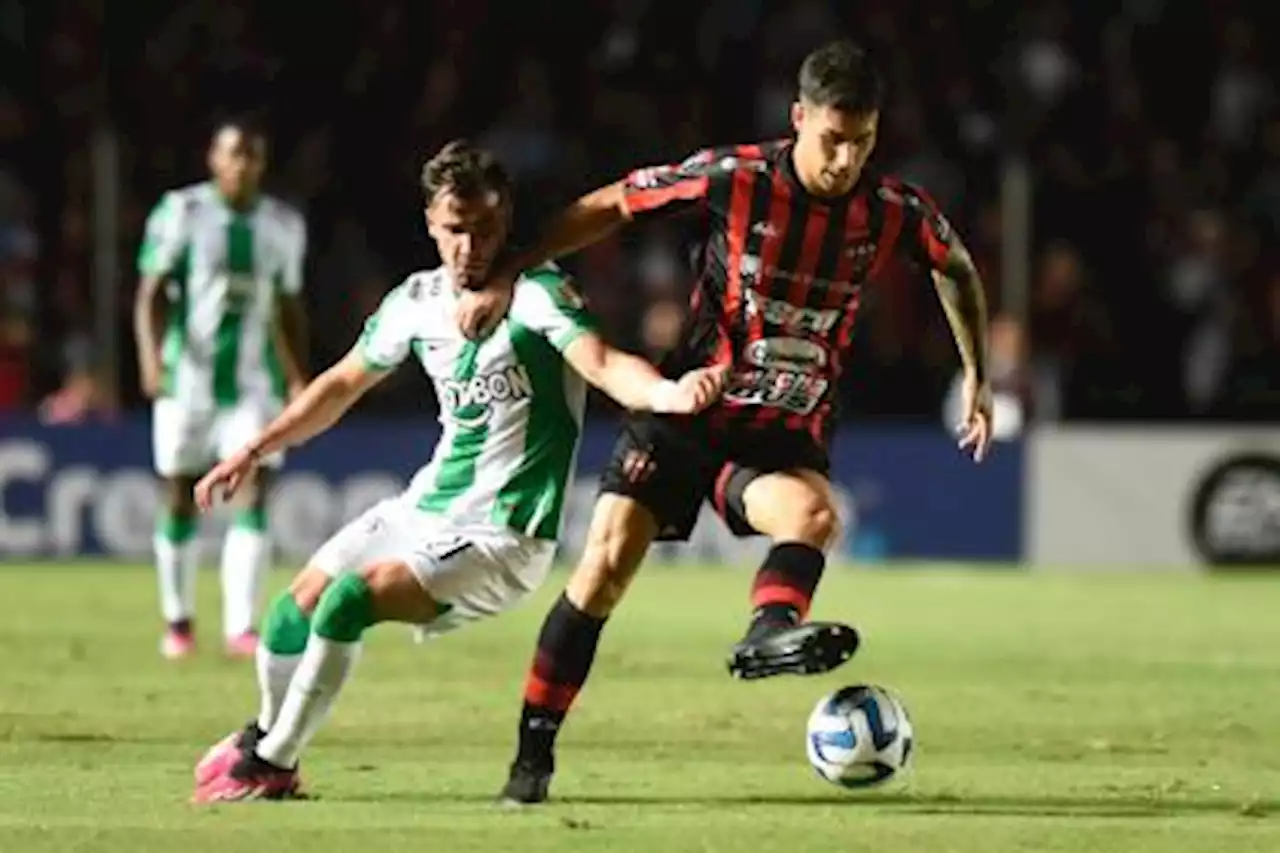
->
<box><xmin>425</xmin><ymin>536</ymin><xmax>472</xmax><ymax>564</ymax></box>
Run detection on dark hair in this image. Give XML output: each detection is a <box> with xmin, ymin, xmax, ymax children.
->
<box><xmin>421</xmin><ymin>140</ymin><xmax>511</xmax><ymax>205</ymax></box>
<box><xmin>211</xmin><ymin>112</ymin><xmax>269</xmax><ymax>144</ymax></box>
<box><xmin>798</xmin><ymin>40</ymin><xmax>885</xmax><ymax>114</ymax></box>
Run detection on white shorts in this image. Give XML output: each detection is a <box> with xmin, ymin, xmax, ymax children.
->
<box><xmin>308</xmin><ymin>498</ymin><xmax>557</xmax><ymax>638</ymax></box>
<box><xmin>152</xmin><ymin>397</ymin><xmax>284</xmax><ymax>477</ymax></box>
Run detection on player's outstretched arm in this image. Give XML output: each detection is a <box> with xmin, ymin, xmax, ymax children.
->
<box><xmin>135</xmin><ymin>191</ymin><xmax>186</xmax><ymax>400</ymax></box>
<box><xmin>929</xmin><ymin>235</ymin><xmax>993</xmax><ymax>461</ymax></box>
<box><xmin>892</xmin><ymin>182</ymin><xmax>994</xmax><ymax>461</ymax></box>
<box><xmin>562</xmin><ymin>333</ymin><xmax>727</xmax><ymax>415</ymax></box>
<box><xmin>244</xmin><ymin>347</ymin><xmax>385</xmax><ymax>458</ymax></box>
<box><xmin>272</xmin><ymin>300</ymin><xmax>308</xmax><ymax>398</ymax></box>
<box><xmin>495</xmin><ymin>182</ymin><xmax>632</xmax><ymax>285</ymax></box>
<box><xmin>194</xmin><ymin>349</ymin><xmax>387</xmax><ymax>509</ymax></box>
<box><xmin>457</xmin><ymin>148</ymin><xmax>723</xmax><ymax>339</ymax></box>
<box><xmin>133</xmin><ymin>274</ymin><xmax>167</xmax><ymax>400</ymax></box>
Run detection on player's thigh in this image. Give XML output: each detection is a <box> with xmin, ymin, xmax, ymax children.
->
<box><xmin>215</xmin><ymin>399</ymin><xmax>285</xmax><ymax>471</ymax></box>
<box><xmin>152</xmin><ymin>398</ymin><xmax>215</xmax><ymax>478</ymax></box>
<box><xmin>565</xmin><ymin>493</ymin><xmax>661</xmax><ymax>616</ymax></box>
<box><xmin>410</xmin><ymin>528</ymin><xmax>558</xmax><ymax>639</ymax></box>
<box><xmin>307</xmin><ymin>498</ymin><xmax>405</xmax><ymax>584</ymax></box>
<box><xmin>302</xmin><ymin>499</ymin><xmax>442</xmax><ymax>624</ymax></box>
<box><xmin>286</xmin><ymin>560</ymin><xmax>439</xmax><ymax>624</ymax></box>
<box><xmin>740</xmin><ymin>468</ymin><xmax>841</xmax><ymax>550</ymax></box>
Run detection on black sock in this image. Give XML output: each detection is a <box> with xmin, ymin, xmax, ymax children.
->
<box><xmin>169</xmin><ymin>618</ymin><xmax>192</xmax><ymax>635</ymax></box>
<box><xmin>747</xmin><ymin>543</ymin><xmax>826</xmax><ymax>639</ymax></box>
<box><xmin>516</xmin><ymin>594</ymin><xmax>607</xmax><ymax>769</ymax></box>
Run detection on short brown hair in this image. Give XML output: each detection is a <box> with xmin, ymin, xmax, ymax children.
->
<box><xmin>798</xmin><ymin>40</ymin><xmax>884</xmax><ymax>114</ymax></box>
<box><xmin>420</xmin><ymin>140</ymin><xmax>511</xmax><ymax>206</ymax></box>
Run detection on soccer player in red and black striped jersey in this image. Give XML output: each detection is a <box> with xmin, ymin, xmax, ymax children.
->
<box><xmin>460</xmin><ymin>40</ymin><xmax>994</xmax><ymax>804</ymax></box>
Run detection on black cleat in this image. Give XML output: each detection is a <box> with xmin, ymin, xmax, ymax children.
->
<box><xmin>238</xmin><ymin>720</ymin><xmax>265</xmax><ymax>751</ymax></box>
<box><xmin>497</xmin><ymin>760</ymin><xmax>553</xmax><ymax>806</ymax></box>
<box><xmin>727</xmin><ymin>621</ymin><xmax>860</xmax><ymax>680</ymax></box>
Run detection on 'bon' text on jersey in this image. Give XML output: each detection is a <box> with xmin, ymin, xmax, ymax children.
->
<box><xmin>358</xmin><ymin>265</ymin><xmax>596</xmax><ymax>541</ymax></box>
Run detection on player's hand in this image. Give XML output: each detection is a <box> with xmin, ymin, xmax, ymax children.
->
<box><xmin>655</xmin><ymin>365</ymin><xmax>728</xmax><ymax>414</ymax></box>
<box><xmin>140</xmin><ymin>359</ymin><xmax>163</xmax><ymax>400</ymax></box>
<box><xmin>957</xmin><ymin>372</ymin><xmax>994</xmax><ymax>463</ymax></box>
<box><xmin>455</xmin><ymin>273</ymin><xmax>516</xmax><ymax>340</ymax></box>
<box><xmin>194</xmin><ymin>446</ymin><xmax>261</xmax><ymax>511</ymax></box>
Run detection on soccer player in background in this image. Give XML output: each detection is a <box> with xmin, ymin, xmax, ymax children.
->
<box><xmin>134</xmin><ymin>117</ymin><xmax>308</xmax><ymax>660</ymax></box>
<box><xmin>456</xmin><ymin>40</ymin><xmax>995</xmax><ymax>803</ymax></box>
<box><xmin>187</xmin><ymin>141</ymin><xmax>726</xmax><ymax>801</ymax></box>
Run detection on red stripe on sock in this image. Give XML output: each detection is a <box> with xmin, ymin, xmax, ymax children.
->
<box><xmin>751</xmin><ymin>579</ymin><xmax>813</xmax><ymax>619</ymax></box>
<box><xmin>523</xmin><ymin>672</ymin><xmax>582</xmax><ymax>713</ymax></box>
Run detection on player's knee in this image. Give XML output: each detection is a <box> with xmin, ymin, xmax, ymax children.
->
<box><xmin>166</xmin><ymin>476</ymin><xmax>198</xmax><ymax>515</ymax></box>
<box><xmin>289</xmin><ymin>567</ymin><xmax>334</xmax><ymax>614</ymax></box>
<box><xmin>357</xmin><ymin>561</ymin><xmax>440</xmax><ymax>624</ymax></box>
<box><xmin>262</xmin><ymin>586</ymin><xmax>314</xmax><ymax>655</ymax></box>
<box><xmin>240</xmin><ymin>468</ymin><xmax>272</xmax><ymax>509</ymax></box>
<box><xmin>748</xmin><ymin>480</ymin><xmax>841</xmax><ymax>550</ymax></box>
<box><xmin>311</xmin><ymin>572</ymin><xmax>376</xmax><ymax>642</ymax></box>
<box><xmin>795</xmin><ymin>501</ymin><xmax>840</xmax><ymax>549</ymax></box>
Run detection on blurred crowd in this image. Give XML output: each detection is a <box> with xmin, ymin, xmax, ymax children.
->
<box><xmin>0</xmin><ymin>0</ymin><xmax>1276</xmax><ymax>424</ymax></box>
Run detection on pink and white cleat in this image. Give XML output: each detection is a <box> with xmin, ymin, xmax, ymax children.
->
<box><xmin>195</xmin><ymin>726</ymin><xmax>253</xmax><ymax>786</ymax></box>
<box><xmin>161</xmin><ymin>627</ymin><xmax>196</xmax><ymax>660</ymax></box>
<box><xmin>224</xmin><ymin>631</ymin><xmax>259</xmax><ymax>659</ymax></box>
<box><xmin>191</xmin><ymin>753</ymin><xmax>299</xmax><ymax>803</ymax></box>
<box><xmin>195</xmin><ymin>724</ymin><xmax>304</xmax><ymax>792</ymax></box>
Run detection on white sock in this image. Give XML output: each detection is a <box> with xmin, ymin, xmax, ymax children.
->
<box><xmin>255</xmin><ymin>636</ymin><xmax>361</xmax><ymax>767</ymax></box>
<box><xmin>154</xmin><ymin>520</ymin><xmax>198</xmax><ymax>624</ymax></box>
<box><xmin>255</xmin><ymin>641</ymin><xmax>303</xmax><ymax>732</ymax></box>
<box><xmin>221</xmin><ymin>522</ymin><xmax>270</xmax><ymax>638</ymax></box>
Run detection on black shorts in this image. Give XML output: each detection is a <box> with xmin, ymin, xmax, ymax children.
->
<box><xmin>598</xmin><ymin>413</ymin><xmax>832</xmax><ymax>541</ymax></box>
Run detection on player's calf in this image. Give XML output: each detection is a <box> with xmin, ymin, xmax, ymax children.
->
<box><xmin>502</xmin><ymin>495</ymin><xmax>656</xmax><ymax>805</ymax></box>
<box><xmin>194</xmin><ymin>561</ymin><xmax>441</xmax><ymax>802</ymax></box>
<box><xmin>156</xmin><ymin>475</ymin><xmax>200</xmax><ymax>658</ymax></box>
<box><xmin>724</xmin><ymin>468</ymin><xmax>859</xmax><ymax>679</ymax></box>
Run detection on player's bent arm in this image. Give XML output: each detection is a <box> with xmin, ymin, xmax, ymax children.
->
<box><xmin>273</xmin><ymin>294</ymin><xmax>308</xmax><ymax>386</ymax></box>
<box><xmin>561</xmin><ymin>332</ymin><xmax>682</xmax><ymax>413</ymax></box>
<box><xmin>133</xmin><ymin>275</ymin><xmax>167</xmax><ymax>379</ymax></box>
<box><xmin>495</xmin><ymin>182</ymin><xmax>630</xmax><ymax>284</ymax></box>
<box><xmin>244</xmin><ymin>348</ymin><xmax>388</xmax><ymax>458</ymax></box>
<box><xmin>930</xmin><ymin>235</ymin><xmax>990</xmax><ymax>384</ymax></box>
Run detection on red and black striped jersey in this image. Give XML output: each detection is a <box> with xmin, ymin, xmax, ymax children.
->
<box><xmin>622</xmin><ymin>139</ymin><xmax>957</xmax><ymax>445</ymax></box>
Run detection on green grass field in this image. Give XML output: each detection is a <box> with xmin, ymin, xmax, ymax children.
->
<box><xmin>1</xmin><ymin>563</ymin><xmax>1278</xmax><ymax>853</ymax></box>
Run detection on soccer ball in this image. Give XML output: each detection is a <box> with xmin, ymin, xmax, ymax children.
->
<box><xmin>805</xmin><ymin>684</ymin><xmax>914</xmax><ymax>788</ymax></box>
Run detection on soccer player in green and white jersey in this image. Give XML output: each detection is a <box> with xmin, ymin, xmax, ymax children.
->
<box><xmin>187</xmin><ymin>140</ymin><xmax>726</xmax><ymax>802</ymax></box>
<box><xmin>135</xmin><ymin>117</ymin><xmax>308</xmax><ymax>661</ymax></box>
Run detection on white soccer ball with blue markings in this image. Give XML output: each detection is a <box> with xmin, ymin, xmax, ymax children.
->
<box><xmin>806</xmin><ymin>684</ymin><xmax>914</xmax><ymax>788</ymax></box>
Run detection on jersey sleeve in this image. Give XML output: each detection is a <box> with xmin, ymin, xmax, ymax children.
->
<box><xmin>622</xmin><ymin>147</ymin><xmax>733</xmax><ymax>218</ymax></box>
<box><xmin>357</xmin><ymin>284</ymin><xmax>417</xmax><ymax>371</ymax></box>
<box><xmin>889</xmin><ymin>180</ymin><xmax>955</xmax><ymax>272</ymax></box>
<box><xmin>137</xmin><ymin>192</ymin><xmax>190</xmax><ymax>277</ymax></box>
<box><xmin>278</xmin><ymin>211</ymin><xmax>308</xmax><ymax>296</ymax></box>
<box><xmin>510</xmin><ymin>266</ymin><xmax>599</xmax><ymax>353</ymax></box>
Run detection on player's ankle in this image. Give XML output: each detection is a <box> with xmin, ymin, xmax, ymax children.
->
<box><xmin>746</xmin><ymin>603</ymin><xmax>801</xmax><ymax>638</ymax></box>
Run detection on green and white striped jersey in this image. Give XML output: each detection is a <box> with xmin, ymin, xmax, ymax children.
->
<box><xmin>137</xmin><ymin>182</ymin><xmax>307</xmax><ymax>408</ymax></box>
<box><xmin>360</xmin><ymin>264</ymin><xmax>596</xmax><ymax>541</ymax></box>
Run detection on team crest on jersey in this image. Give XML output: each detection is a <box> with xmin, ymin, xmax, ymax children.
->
<box><xmin>877</xmin><ymin>185</ymin><xmax>952</xmax><ymax>242</ymax></box>
<box><xmin>630</xmin><ymin>164</ymin><xmax>676</xmax><ymax>189</ymax></box>
<box><xmin>556</xmin><ymin>280</ymin><xmax>585</xmax><ymax>310</ymax></box>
